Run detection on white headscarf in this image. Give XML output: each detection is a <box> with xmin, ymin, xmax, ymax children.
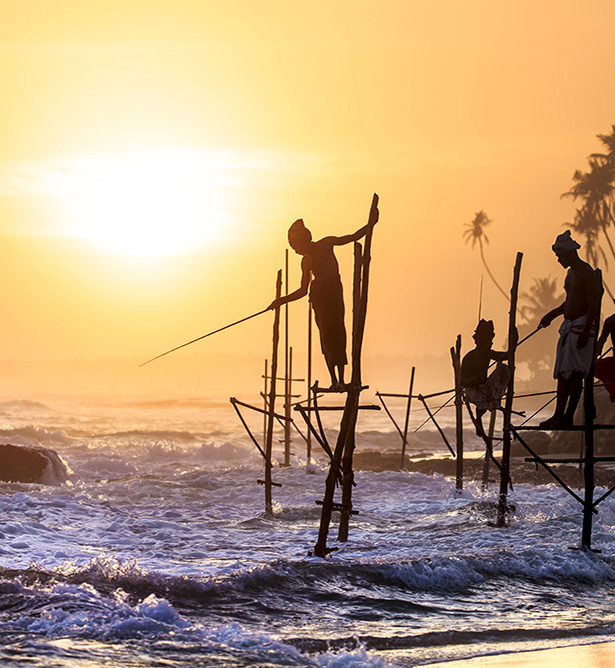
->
<box><xmin>552</xmin><ymin>230</ymin><xmax>580</xmax><ymax>253</ymax></box>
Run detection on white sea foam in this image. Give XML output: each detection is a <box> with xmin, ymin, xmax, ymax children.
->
<box><xmin>1</xmin><ymin>396</ymin><xmax>615</xmax><ymax>667</ymax></box>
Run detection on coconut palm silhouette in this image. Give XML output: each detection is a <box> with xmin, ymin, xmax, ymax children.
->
<box><xmin>562</xmin><ymin>158</ymin><xmax>615</xmax><ymax>261</ymax></box>
<box><xmin>462</xmin><ymin>210</ymin><xmax>507</xmax><ymax>300</ymax></box>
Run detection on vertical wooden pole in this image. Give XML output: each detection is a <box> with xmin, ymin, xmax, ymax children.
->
<box><xmin>400</xmin><ymin>366</ymin><xmax>415</xmax><ymax>470</ymax></box>
<box><xmin>497</xmin><ymin>252</ymin><xmax>522</xmax><ymax>526</ymax></box>
<box><xmin>306</xmin><ymin>302</ymin><xmax>313</xmax><ymax>465</ymax></box>
<box><xmin>482</xmin><ymin>409</ymin><xmax>497</xmax><ymax>490</ymax></box>
<box><xmin>581</xmin><ymin>269</ymin><xmax>601</xmax><ymax>549</ymax></box>
<box><xmin>288</xmin><ymin>346</ymin><xmax>294</xmax><ymax>464</ymax></box>
<box><xmin>283</xmin><ymin>250</ymin><xmax>291</xmax><ymax>467</ymax></box>
<box><xmin>264</xmin><ymin>270</ymin><xmax>283</xmax><ymax>514</ymax></box>
<box><xmin>338</xmin><ymin>242</ymin><xmax>364</xmax><ymax>542</ymax></box>
<box><xmin>582</xmin><ymin>371</ymin><xmax>596</xmax><ymax>550</ymax></box>
<box><xmin>263</xmin><ymin>358</ymin><xmax>268</xmax><ymax>445</ymax></box>
<box><xmin>451</xmin><ymin>335</ymin><xmax>464</xmax><ymax>492</ymax></box>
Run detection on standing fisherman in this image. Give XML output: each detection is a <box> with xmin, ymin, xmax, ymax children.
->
<box><xmin>538</xmin><ymin>231</ymin><xmax>602</xmax><ymax>428</ymax></box>
<box><xmin>268</xmin><ymin>215</ymin><xmax>378</xmax><ymax>390</ymax></box>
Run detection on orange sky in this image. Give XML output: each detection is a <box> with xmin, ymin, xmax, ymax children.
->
<box><xmin>1</xmin><ymin>0</ymin><xmax>615</xmax><ymax>397</ymax></box>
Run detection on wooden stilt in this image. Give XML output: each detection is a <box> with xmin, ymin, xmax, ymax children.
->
<box><xmin>338</xmin><ymin>241</ymin><xmax>364</xmax><ymax>542</ymax></box>
<box><xmin>399</xmin><ymin>367</ymin><xmax>415</xmax><ymax>470</ymax></box>
<box><xmin>314</xmin><ymin>194</ymin><xmax>378</xmax><ymax>555</ymax></box>
<box><xmin>283</xmin><ymin>250</ymin><xmax>291</xmax><ymax>467</ymax></box>
<box><xmin>497</xmin><ymin>252</ymin><xmax>523</xmax><ymax>526</ymax></box>
<box><xmin>451</xmin><ymin>335</ymin><xmax>464</xmax><ymax>492</ymax></box>
<box><xmin>482</xmin><ymin>410</ymin><xmax>497</xmax><ymax>490</ymax></box>
<box><xmin>263</xmin><ymin>359</ymin><xmax>268</xmax><ymax>445</ymax></box>
<box><xmin>264</xmin><ymin>270</ymin><xmax>283</xmax><ymax>514</ymax></box>
<box><xmin>307</xmin><ymin>300</ymin><xmax>313</xmax><ymax>465</ymax></box>
<box><xmin>582</xmin><ymin>269</ymin><xmax>601</xmax><ymax>550</ymax></box>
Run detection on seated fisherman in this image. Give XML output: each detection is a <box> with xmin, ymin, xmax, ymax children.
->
<box><xmin>460</xmin><ymin>319</ymin><xmax>512</xmax><ymax>437</ymax></box>
<box><xmin>595</xmin><ymin>313</ymin><xmax>615</xmax><ymax>402</ymax></box>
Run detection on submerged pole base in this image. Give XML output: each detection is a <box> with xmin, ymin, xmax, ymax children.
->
<box><xmin>495</xmin><ymin>495</ymin><xmax>516</xmax><ymax>527</ymax></box>
<box><xmin>311</xmin><ymin>543</ymin><xmax>338</xmax><ymax>558</ymax></box>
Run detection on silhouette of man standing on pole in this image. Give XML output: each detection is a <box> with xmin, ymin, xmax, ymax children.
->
<box><xmin>538</xmin><ymin>231</ymin><xmax>601</xmax><ymax>428</ymax></box>
<box><xmin>268</xmin><ymin>216</ymin><xmax>377</xmax><ymax>390</ymax></box>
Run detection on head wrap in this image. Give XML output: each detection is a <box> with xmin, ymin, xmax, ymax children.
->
<box><xmin>288</xmin><ymin>218</ymin><xmax>312</xmax><ymax>246</ymax></box>
<box><xmin>552</xmin><ymin>230</ymin><xmax>580</xmax><ymax>253</ymax></box>
<box><xmin>473</xmin><ymin>319</ymin><xmax>495</xmax><ymax>342</ymax></box>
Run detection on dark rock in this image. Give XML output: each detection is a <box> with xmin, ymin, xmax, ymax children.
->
<box><xmin>0</xmin><ymin>443</ymin><xmax>69</xmax><ymax>484</ymax></box>
<box><xmin>510</xmin><ymin>430</ymin><xmax>552</xmax><ymax>458</ymax></box>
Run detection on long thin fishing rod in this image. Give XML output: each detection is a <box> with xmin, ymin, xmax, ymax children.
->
<box><xmin>140</xmin><ymin>308</ymin><xmax>270</xmax><ymax>367</ymax></box>
<box><xmin>478</xmin><ymin>275</ymin><xmax>484</xmax><ymax>321</ymax></box>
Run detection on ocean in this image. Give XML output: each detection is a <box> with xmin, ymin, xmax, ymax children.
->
<box><xmin>1</xmin><ymin>393</ymin><xmax>615</xmax><ymax>667</ymax></box>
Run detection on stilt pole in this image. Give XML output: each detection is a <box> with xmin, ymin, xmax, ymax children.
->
<box><xmin>264</xmin><ymin>270</ymin><xmax>283</xmax><ymax>514</ymax></box>
<box><xmin>497</xmin><ymin>252</ymin><xmax>523</xmax><ymax>526</ymax></box>
<box><xmin>482</xmin><ymin>410</ymin><xmax>497</xmax><ymax>490</ymax></box>
<box><xmin>400</xmin><ymin>367</ymin><xmax>415</xmax><ymax>470</ymax></box>
<box><xmin>451</xmin><ymin>335</ymin><xmax>464</xmax><ymax>492</ymax></box>
<box><xmin>314</xmin><ymin>193</ymin><xmax>378</xmax><ymax>555</ymax></box>
<box><xmin>307</xmin><ymin>301</ymin><xmax>313</xmax><ymax>465</ymax></box>
<box><xmin>582</xmin><ymin>269</ymin><xmax>601</xmax><ymax>550</ymax></box>
<box><xmin>263</xmin><ymin>359</ymin><xmax>268</xmax><ymax>445</ymax></box>
<box><xmin>283</xmin><ymin>250</ymin><xmax>291</xmax><ymax>467</ymax></box>
<box><xmin>338</xmin><ymin>242</ymin><xmax>364</xmax><ymax>542</ymax></box>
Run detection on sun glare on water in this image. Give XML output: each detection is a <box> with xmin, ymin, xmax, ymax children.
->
<box><xmin>61</xmin><ymin>150</ymin><xmax>233</xmax><ymax>257</ymax></box>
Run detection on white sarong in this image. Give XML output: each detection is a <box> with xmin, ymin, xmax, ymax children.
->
<box><xmin>553</xmin><ymin>316</ymin><xmax>596</xmax><ymax>379</ymax></box>
<box><xmin>464</xmin><ymin>363</ymin><xmax>510</xmax><ymax>411</ymax></box>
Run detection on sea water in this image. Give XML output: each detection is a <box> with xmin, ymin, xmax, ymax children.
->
<box><xmin>1</xmin><ymin>394</ymin><xmax>615</xmax><ymax>667</ymax></box>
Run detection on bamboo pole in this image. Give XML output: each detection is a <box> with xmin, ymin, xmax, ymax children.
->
<box><xmin>307</xmin><ymin>300</ymin><xmax>313</xmax><ymax>466</ymax></box>
<box><xmin>263</xmin><ymin>359</ymin><xmax>268</xmax><ymax>446</ymax></box>
<box><xmin>482</xmin><ymin>409</ymin><xmax>497</xmax><ymax>490</ymax></box>
<box><xmin>285</xmin><ymin>346</ymin><xmax>293</xmax><ymax>466</ymax></box>
<box><xmin>582</xmin><ymin>269</ymin><xmax>602</xmax><ymax>550</ymax></box>
<box><xmin>264</xmin><ymin>270</ymin><xmax>283</xmax><ymax>514</ymax></box>
<box><xmin>338</xmin><ymin>241</ymin><xmax>364</xmax><ymax>542</ymax></box>
<box><xmin>451</xmin><ymin>335</ymin><xmax>464</xmax><ymax>492</ymax></box>
<box><xmin>283</xmin><ymin>250</ymin><xmax>291</xmax><ymax>467</ymax></box>
<box><xmin>338</xmin><ymin>197</ymin><xmax>378</xmax><ymax>541</ymax></box>
<box><xmin>496</xmin><ymin>252</ymin><xmax>523</xmax><ymax>527</ymax></box>
<box><xmin>400</xmin><ymin>367</ymin><xmax>415</xmax><ymax>470</ymax></box>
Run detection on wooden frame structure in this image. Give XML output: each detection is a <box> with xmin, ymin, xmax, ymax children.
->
<box><xmin>493</xmin><ymin>258</ymin><xmax>615</xmax><ymax>550</ymax></box>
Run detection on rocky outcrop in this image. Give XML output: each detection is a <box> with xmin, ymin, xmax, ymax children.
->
<box><xmin>0</xmin><ymin>443</ymin><xmax>69</xmax><ymax>484</ymax></box>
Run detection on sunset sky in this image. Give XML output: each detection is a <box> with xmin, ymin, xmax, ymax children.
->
<box><xmin>1</xmin><ymin>0</ymin><xmax>615</xmax><ymax>396</ymax></box>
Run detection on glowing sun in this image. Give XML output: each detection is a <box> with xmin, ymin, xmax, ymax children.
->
<box><xmin>61</xmin><ymin>150</ymin><xmax>231</xmax><ymax>257</ymax></box>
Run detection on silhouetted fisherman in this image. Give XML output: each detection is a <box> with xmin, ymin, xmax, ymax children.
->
<box><xmin>595</xmin><ymin>313</ymin><xmax>615</xmax><ymax>402</ymax></box>
<box><xmin>461</xmin><ymin>319</ymin><xmax>512</xmax><ymax>437</ymax></box>
<box><xmin>538</xmin><ymin>230</ymin><xmax>601</xmax><ymax>428</ymax></box>
<box><xmin>268</xmin><ymin>216</ymin><xmax>377</xmax><ymax>390</ymax></box>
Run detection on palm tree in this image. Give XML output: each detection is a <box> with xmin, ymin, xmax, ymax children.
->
<box><xmin>517</xmin><ymin>276</ymin><xmax>564</xmax><ymax>383</ymax></box>
<box><xmin>592</xmin><ymin>124</ymin><xmax>615</xmax><ymax>167</ymax></box>
<box><xmin>520</xmin><ymin>276</ymin><xmax>563</xmax><ymax>324</ymax></box>
<box><xmin>462</xmin><ymin>210</ymin><xmax>508</xmax><ymax>300</ymax></box>
<box><xmin>562</xmin><ymin>158</ymin><xmax>615</xmax><ymax>260</ymax></box>
<box><xmin>566</xmin><ymin>206</ymin><xmax>608</xmax><ymax>270</ymax></box>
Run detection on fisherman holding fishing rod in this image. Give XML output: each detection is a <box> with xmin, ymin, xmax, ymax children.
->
<box><xmin>537</xmin><ymin>230</ymin><xmax>602</xmax><ymax>429</ymax></box>
<box><xmin>461</xmin><ymin>319</ymin><xmax>517</xmax><ymax>437</ymax></box>
<box><xmin>140</xmin><ymin>210</ymin><xmax>377</xmax><ymax>372</ymax></box>
<box><xmin>267</xmin><ymin>215</ymin><xmax>378</xmax><ymax>391</ymax></box>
